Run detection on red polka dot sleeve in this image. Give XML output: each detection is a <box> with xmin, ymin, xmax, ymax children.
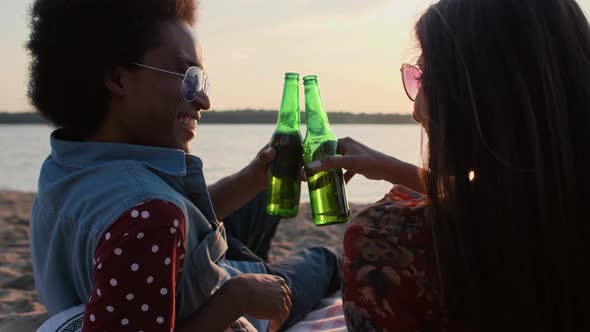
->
<box><xmin>82</xmin><ymin>199</ymin><xmax>186</xmax><ymax>332</ymax></box>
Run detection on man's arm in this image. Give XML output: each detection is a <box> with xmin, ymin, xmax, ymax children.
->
<box><xmin>208</xmin><ymin>148</ymin><xmax>275</xmax><ymax>220</ymax></box>
<box><xmin>178</xmin><ymin>274</ymin><xmax>292</xmax><ymax>332</ymax></box>
<box><xmin>176</xmin><ymin>278</ymin><xmax>244</xmax><ymax>332</ymax></box>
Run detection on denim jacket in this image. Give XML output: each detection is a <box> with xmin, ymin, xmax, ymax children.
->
<box><xmin>30</xmin><ymin>129</ymin><xmax>230</xmax><ymax>322</ymax></box>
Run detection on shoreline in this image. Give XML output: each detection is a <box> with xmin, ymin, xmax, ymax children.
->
<box><xmin>0</xmin><ymin>190</ymin><xmax>363</xmax><ymax>331</ymax></box>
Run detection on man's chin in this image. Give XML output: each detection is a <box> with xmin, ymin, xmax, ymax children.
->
<box><xmin>172</xmin><ymin>134</ymin><xmax>193</xmax><ymax>153</ymax></box>
<box><xmin>177</xmin><ymin>140</ymin><xmax>191</xmax><ymax>154</ymax></box>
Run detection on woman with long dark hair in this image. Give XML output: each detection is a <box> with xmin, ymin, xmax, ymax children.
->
<box><xmin>311</xmin><ymin>0</ymin><xmax>590</xmax><ymax>330</ymax></box>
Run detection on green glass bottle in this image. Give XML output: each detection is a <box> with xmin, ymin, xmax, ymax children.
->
<box><xmin>302</xmin><ymin>75</ymin><xmax>350</xmax><ymax>226</ymax></box>
<box><xmin>266</xmin><ymin>73</ymin><xmax>303</xmax><ymax>218</ymax></box>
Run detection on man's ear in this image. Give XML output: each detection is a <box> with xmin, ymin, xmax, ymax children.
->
<box><xmin>104</xmin><ymin>65</ymin><xmax>129</xmax><ymax>96</ymax></box>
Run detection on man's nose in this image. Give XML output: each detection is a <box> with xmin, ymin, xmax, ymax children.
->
<box><xmin>191</xmin><ymin>90</ymin><xmax>210</xmax><ymax>111</ymax></box>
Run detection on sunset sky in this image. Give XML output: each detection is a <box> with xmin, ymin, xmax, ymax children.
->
<box><xmin>1</xmin><ymin>0</ymin><xmax>589</xmax><ymax>114</ymax></box>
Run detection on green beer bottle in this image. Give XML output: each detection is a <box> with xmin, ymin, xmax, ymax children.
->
<box><xmin>302</xmin><ymin>75</ymin><xmax>350</xmax><ymax>226</ymax></box>
<box><xmin>266</xmin><ymin>73</ymin><xmax>303</xmax><ymax>218</ymax></box>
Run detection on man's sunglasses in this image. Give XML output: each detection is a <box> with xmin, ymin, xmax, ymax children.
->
<box><xmin>131</xmin><ymin>62</ymin><xmax>210</xmax><ymax>102</ymax></box>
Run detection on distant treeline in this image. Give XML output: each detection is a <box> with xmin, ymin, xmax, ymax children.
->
<box><xmin>0</xmin><ymin>112</ymin><xmax>49</xmax><ymax>124</ymax></box>
<box><xmin>0</xmin><ymin>110</ymin><xmax>413</xmax><ymax>125</ymax></box>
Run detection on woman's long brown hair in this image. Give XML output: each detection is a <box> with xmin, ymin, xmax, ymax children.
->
<box><xmin>416</xmin><ymin>0</ymin><xmax>590</xmax><ymax>330</ymax></box>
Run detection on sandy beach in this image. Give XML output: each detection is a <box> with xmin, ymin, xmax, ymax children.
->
<box><xmin>0</xmin><ymin>190</ymin><xmax>360</xmax><ymax>331</ymax></box>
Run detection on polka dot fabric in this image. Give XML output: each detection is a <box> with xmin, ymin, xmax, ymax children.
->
<box><xmin>82</xmin><ymin>200</ymin><xmax>186</xmax><ymax>331</ymax></box>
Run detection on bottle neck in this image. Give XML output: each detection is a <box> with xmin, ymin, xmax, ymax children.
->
<box><xmin>304</xmin><ymin>80</ymin><xmax>331</xmax><ymax>134</ymax></box>
<box><xmin>276</xmin><ymin>76</ymin><xmax>300</xmax><ymax>133</ymax></box>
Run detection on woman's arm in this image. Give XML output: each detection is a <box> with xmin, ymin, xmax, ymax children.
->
<box><xmin>310</xmin><ymin>137</ymin><xmax>427</xmax><ymax>194</ymax></box>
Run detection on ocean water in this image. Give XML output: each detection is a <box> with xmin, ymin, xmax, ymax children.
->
<box><xmin>0</xmin><ymin>124</ymin><xmax>425</xmax><ymax>203</ymax></box>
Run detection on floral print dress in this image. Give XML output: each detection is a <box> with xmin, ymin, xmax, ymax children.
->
<box><xmin>341</xmin><ymin>185</ymin><xmax>449</xmax><ymax>332</ymax></box>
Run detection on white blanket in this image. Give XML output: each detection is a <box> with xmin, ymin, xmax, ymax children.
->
<box><xmin>286</xmin><ymin>291</ymin><xmax>347</xmax><ymax>332</ymax></box>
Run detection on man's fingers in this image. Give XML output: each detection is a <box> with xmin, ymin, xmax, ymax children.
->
<box><xmin>259</xmin><ymin>143</ymin><xmax>271</xmax><ymax>154</ymax></box>
<box><xmin>285</xmin><ymin>291</ymin><xmax>292</xmax><ymax>311</ymax></box>
<box><xmin>278</xmin><ymin>278</ymin><xmax>291</xmax><ymax>295</ymax></box>
<box><xmin>283</xmin><ymin>294</ymin><xmax>292</xmax><ymax>319</ymax></box>
<box><xmin>261</xmin><ymin>147</ymin><xmax>276</xmax><ymax>164</ymax></box>
<box><xmin>269</xmin><ymin>320</ymin><xmax>281</xmax><ymax>332</ymax></box>
<box><xmin>278</xmin><ymin>279</ymin><xmax>292</xmax><ymax>299</ymax></box>
<box><xmin>282</xmin><ymin>297</ymin><xmax>291</xmax><ymax>326</ymax></box>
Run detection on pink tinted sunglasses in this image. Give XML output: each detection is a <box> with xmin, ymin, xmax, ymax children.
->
<box><xmin>400</xmin><ymin>63</ymin><xmax>422</xmax><ymax>102</ymax></box>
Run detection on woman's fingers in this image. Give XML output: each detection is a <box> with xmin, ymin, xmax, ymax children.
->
<box><xmin>336</xmin><ymin>137</ymin><xmax>356</xmax><ymax>155</ymax></box>
<box><xmin>310</xmin><ymin>155</ymin><xmax>356</xmax><ymax>172</ymax></box>
<box><xmin>301</xmin><ymin>167</ymin><xmax>308</xmax><ymax>182</ymax></box>
<box><xmin>344</xmin><ymin>170</ymin><xmax>356</xmax><ymax>183</ymax></box>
